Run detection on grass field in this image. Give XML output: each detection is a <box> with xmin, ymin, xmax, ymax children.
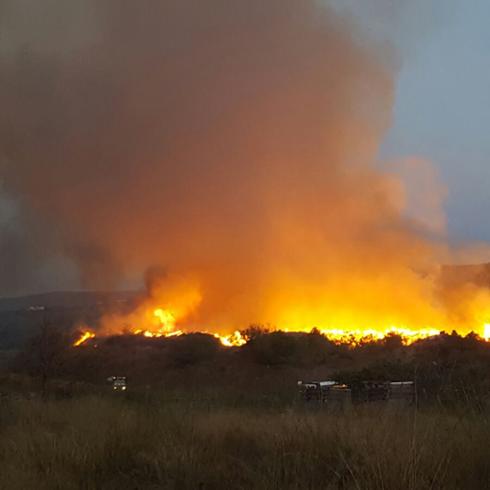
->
<box><xmin>0</xmin><ymin>394</ymin><xmax>489</xmax><ymax>490</ymax></box>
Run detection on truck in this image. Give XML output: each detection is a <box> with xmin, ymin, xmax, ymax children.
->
<box><xmin>107</xmin><ymin>376</ymin><xmax>127</xmax><ymax>392</ymax></box>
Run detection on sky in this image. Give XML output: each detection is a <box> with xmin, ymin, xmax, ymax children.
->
<box><xmin>381</xmin><ymin>0</ymin><xmax>490</xmax><ymax>243</ymax></box>
<box><xmin>1</xmin><ymin>0</ymin><xmax>490</xmax><ymax>297</ymax></box>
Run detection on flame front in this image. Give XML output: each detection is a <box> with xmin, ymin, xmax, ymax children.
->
<box><xmin>73</xmin><ymin>275</ymin><xmax>490</xmax><ymax>347</ymax></box>
<box><xmin>134</xmin><ymin>308</ymin><xmax>178</xmax><ymax>337</ymax></box>
<box><xmin>136</xmin><ymin>308</ymin><xmax>246</xmax><ymax>347</ymax></box>
<box><xmin>317</xmin><ymin>326</ymin><xmax>440</xmax><ymax>345</ymax></box>
<box><xmin>73</xmin><ymin>331</ymin><xmax>96</xmax><ymax>347</ymax></box>
<box><xmin>153</xmin><ymin>308</ymin><xmax>176</xmax><ymax>331</ymax></box>
<box><xmin>73</xmin><ymin>312</ymin><xmax>490</xmax><ymax>348</ymax></box>
<box><xmin>214</xmin><ymin>330</ymin><xmax>247</xmax><ymax>347</ymax></box>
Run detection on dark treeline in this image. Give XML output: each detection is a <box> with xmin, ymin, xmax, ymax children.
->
<box><xmin>7</xmin><ymin>325</ymin><xmax>490</xmax><ymax>407</ymax></box>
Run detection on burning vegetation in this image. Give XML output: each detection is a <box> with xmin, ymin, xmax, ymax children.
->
<box><xmin>73</xmin><ymin>321</ymin><xmax>490</xmax><ymax>349</ymax></box>
<box><xmin>3</xmin><ymin>0</ymin><xmax>490</xmax><ymax>345</ymax></box>
<box><xmin>72</xmin><ymin>301</ymin><xmax>490</xmax><ymax>349</ymax></box>
<box><xmin>3</xmin><ymin>2</ymin><xmax>490</xmax><ymax>488</ymax></box>
<box><xmin>73</xmin><ymin>305</ymin><xmax>247</xmax><ymax>348</ymax></box>
<box><xmin>73</xmin><ymin>331</ymin><xmax>96</xmax><ymax>347</ymax></box>
<box><xmin>73</xmin><ymin>311</ymin><xmax>444</xmax><ymax>348</ymax></box>
<box><xmin>71</xmin><ymin>266</ymin><xmax>490</xmax><ymax>349</ymax></box>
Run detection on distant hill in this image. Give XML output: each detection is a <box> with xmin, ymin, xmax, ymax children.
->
<box><xmin>0</xmin><ymin>291</ymin><xmax>140</xmax><ymax>357</ymax></box>
<box><xmin>2</xmin><ymin>263</ymin><xmax>490</xmax><ymax>313</ymax></box>
<box><xmin>0</xmin><ymin>291</ymin><xmax>138</xmax><ymax>313</ymax></box>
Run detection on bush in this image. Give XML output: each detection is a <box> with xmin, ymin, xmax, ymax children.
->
<box><xmin>244</xmin><ymin>330</ymin><xmax>337</xmax><ymax>367</ymax></box>
<box><xmin>166</xmin><ymin>333</ymin><xmax>222</xmax><ymax>367</ymax></box>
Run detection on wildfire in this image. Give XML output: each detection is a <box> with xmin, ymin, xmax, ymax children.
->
<box><xmin>71</xmin><ymin>307</ymin><xmax>247</xmax><ymax>347</ymax></box>
<box><xmin>73</xmin><ymin>331</ymin><xmax>96</xmax><ymax>347</ymax></box>
<box><xmin>317</xmin><ymin>326</ymin><xmax>440</xmax><ymax>345</ymax></box>
<box><xmin>139</xmin><ymin>309</ymin><xmax>247</xmax><ymax>346</ymax></box>
<box><xmin>72</xmin><ymin>304</ymin><xmax>490</xmax><ymax>348</ymax></box>
<box><xmin>484</xmin><ymin>324</ymin><xmax>490</xmax><ymax>341</ymax></box>
<box><xmin>72</xmin><ymin>323</ymin><xmax>490</xmax><ymax>347</ymax></box>
<box><xmin>214</xmin><ymin>330</ymin><xmax>247</xmax><ymax>347</ymax></box>
<box><xmin>132</xmin><ymin>308</ymin><xmax>180</xmax><ymax>338</ymax></box>
<box><xmin>153</xmin><ymin>308</ymin><xmax>176</xmax><ymax>332</ymax></box>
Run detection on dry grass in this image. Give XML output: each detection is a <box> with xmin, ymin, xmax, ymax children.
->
<box><xmin>0</xmin><ymin>396</ymin><xmax>488</xmax><ymax>489</ymax></box>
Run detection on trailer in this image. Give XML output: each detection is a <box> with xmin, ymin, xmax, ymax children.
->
<box><xmin>352</xmin><ymin>381</ymin><xmax>390</xmax><ymax>403</ymax></box>
<box><xmin>298</xmin><ymin>380</ymin><xmax>415</xmax><ymax>407</ymax></box>
<box><xmin>297</xmin><ymin>380</ymin><xmax>337</xmax><ymax>403</ymax></box>
<box><xmin>388</xmin><ymin>381</ymin><xmax>415</xmax><ymax>406</ymax></box>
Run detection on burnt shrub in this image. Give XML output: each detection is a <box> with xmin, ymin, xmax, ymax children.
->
<box><xmin>166</xmin><ymin>333</ymin><xmax>222</xmax><ymax>368</ymax></box>
<box><xmin>243</xmin><ymin>330</ymin><xmax>337</xmax><ymax>367</ymax></box>
<box><xmin>244</xmin><ymin>331</ymin><xmax>299</xmax><ymax>366</ymax></box>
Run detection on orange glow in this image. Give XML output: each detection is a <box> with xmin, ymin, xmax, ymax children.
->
<box><xmin>73</xmin><ymin>314</ymin><xmax>490</xmax><ymax>348</ymax></box>
<box><xmin>132</xmin><ymin>308</ymin><xmax>178</xmax><ymax>338</ymax></box>
<box><xmin>73</xmin><ymin>331</ymin><xmax>96</xmax><ymax>347</ymax></box>
<box><xmin>213</xmin><ymin>330</ymin><xmax>247</xmax><ymax>347</ymax></box>
<box><xmin>77</xmin><ymin>272</ymin><xmax>490</xmax><ymax>348</ymax></box>
<box><xmin>318</xmin><ymin>326</ymin><xmax>440</xmax><ymax>345</ymax></box>
<box><xmin>153</xmin><ymin>308</ymin><xmax>176</xmax><ymax>331</ymax></box>
<box><xmin>134</xmin><ymin>308</ymin><xmax>246</xmax><ymax>347</ymax></box>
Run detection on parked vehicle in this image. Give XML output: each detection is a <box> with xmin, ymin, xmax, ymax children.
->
<box><xmin>107</xmin><ymin>376</ymin><xmax>127</xmax><ymax>392</ymax></box>
<box><xmin>297</xmin><ymin>380</ymin><xmax>338</xmax><ymax>403</ymax></box>
<box><xmin>298</xmin><ymin>380</ymin><xmax>415</xmax><ymax>406</ymax></box>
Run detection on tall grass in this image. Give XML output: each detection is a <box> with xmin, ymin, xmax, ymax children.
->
<box><xmin>0</xmin><ymin>396</ymin><xmax>488</xmax><ymax>489</ymax></box>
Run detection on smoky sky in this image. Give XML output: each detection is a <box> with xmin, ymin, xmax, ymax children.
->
<box><xmin>3</xmin><ymin>0</ymin><xmax>482</xmax><ymax>331</ymax></box>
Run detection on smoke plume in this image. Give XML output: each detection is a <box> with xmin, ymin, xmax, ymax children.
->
<box><xmin>1</xmin><ymin>0</ymin><xmax>488</xmax><ymax>332</ymax></box>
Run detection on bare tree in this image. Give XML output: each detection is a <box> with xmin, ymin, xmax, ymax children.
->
<box><xmin>18</xmin><ymin>314</ymin><xmax>69</xmax><ymax>397</ymax></box>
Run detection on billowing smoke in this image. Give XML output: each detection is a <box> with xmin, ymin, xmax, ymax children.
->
<box><xmin>0</xmin><ymin>1</ymin><xmax>488</xmax><ymax>332</ymax></box>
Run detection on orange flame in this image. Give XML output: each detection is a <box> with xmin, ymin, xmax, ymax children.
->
<box><xmin>214</xmin><ymin>330</ymin><xmax>247</xmax><ymax>347</ymax></box>
<box><xmin>72</xmin><ymin>320</ymin><xmax>490</xmax><ymax>348</ymax></box>
<box><xmin>317</xmin><ymin>326</ymin><xmax>440</xmax><ymax>345</ymax></box>
<box><xmin>73</xmin><ymin>305</ymin><xmax>249</xmax><ymax>347</ymax></box>
<box><xmin>134</xmin><ymin>309</ymin><xmax>247</xmax><ymax>346</ymax></box>
<box><xmin>133</xmin><ymin>308</ymin><xmax>179</xmax><ymax>337</ymax></box>
<box><xmin>73</xmin><ymin>331</ymin><xmax>96</xmax><ymax>347</ymax></box>
<box><xmin>73</xmin><ymin>293</ymin><xmax>490</xmax><ymax>348</ymax></box>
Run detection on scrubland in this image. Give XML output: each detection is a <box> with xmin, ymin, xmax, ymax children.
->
<box><xmin>0</xmin><ymin>394</ymin><xmax>489</xmax><ymax>490</ymax></box>
<box><xmin>1</xmin><ymin>329</ymin><xmax>490</xmax><ymax>489</ymax></box>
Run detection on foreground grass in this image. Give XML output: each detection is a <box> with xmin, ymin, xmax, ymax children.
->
<box><xmin>0</xmin><ymin>396</ymin><xmax>489</xmax><ymax>489</ymax></box>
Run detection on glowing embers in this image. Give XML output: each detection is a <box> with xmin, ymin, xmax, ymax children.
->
<box><xmin>73</xmin><ymin>331</ymin><xmax>96</xmax><ymax>347</ymax></box>
<box><xmin>74</xmin><ymin>306</ymin><xmax>248</xmax><ymax>347</ymax></box>
<box><xmin>133</xmin><ymin>308</ymin><xmax>179</xmax><ymax>338</ymax></box>
<box><xmin>318</xmin><ymin>326</ymin><xmax>441</xmax><ymax>345</ymax></box>
<box><xmin>73</xmin><ymin>323</ymin><xmax>490</xmax><ymax>348</ymax></box>
<box><xmin>72</xmin><ymin>301</ymin><xmax>489</xmax><ymax>348</ymax></box>
<box><xmin>213</xmin><ymin>330</ymin><xmax>247</xmax><ymax>347</ymax></box>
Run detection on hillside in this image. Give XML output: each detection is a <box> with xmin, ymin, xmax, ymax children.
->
<box><xmin>0</xmin><ymin>291</ymin><xmax>138</xmax><ymax>355</ymax></box>
<box><xmin>0</xmin><ymin>290</ymin><xmax>137</xmax><ymax>313</ymax></box>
